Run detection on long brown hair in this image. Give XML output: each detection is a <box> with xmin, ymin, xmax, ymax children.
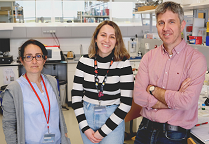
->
<box><xmin>88</xmin><ymin>21</ymin><xmax>130</xmax><ymax>61</ymax></box>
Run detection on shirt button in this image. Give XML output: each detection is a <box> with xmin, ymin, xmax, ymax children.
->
<box><xmin>154</xmin><ymin>109</ymin><xmax>157</xmax><ymax>111</ymax></box>
<box><xmin>169</xmin><ymin>59</ymin><xmax>170</xmax><ymax>60</ymax></box>
<box><xmin>165</xmin><ymin>72</ymin><xmax>167</xmax><ymax>74</ymax></box>
<box><xmin>177</xmin><ymin>52</ymin><xmax>179</xmax><ymax>54</ymax></box>
<box><xmin>163</xmin><ymin>86</ymin><xmax>165</xmax><ymax>88</ymax></box>
<box><xmin>153</xmin><ymin>120</ymin><xmax>155</xmax><ymax>122</ymax></box>
<box><xmin>168</xmin><ymin>106</ymin><xmax>171</xmax><ymax>108</ymax></box>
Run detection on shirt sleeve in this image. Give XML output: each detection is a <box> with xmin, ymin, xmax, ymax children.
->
<box><xmin>71</xmin><ymin>59</ymin><xmax>90</xmax><ymax>133</ymax></box>
<box><xmin>133</xmin><ymin>53</ymin><xmax>158</xmax><ymax>109</ymax></box>
<box><xmin>165</xmin><ymin>52</ymin><xmax>207</xmax><ymax>110</ymax></box>
<box><xmin>2</xmin><ymin>89</ymin><xmax>18</xmax><ymax>144</ymax></box>
<box><xmin>98</xmin><ymin>60</ymin><xmax>134</xmax><ymax>137</ymax></box>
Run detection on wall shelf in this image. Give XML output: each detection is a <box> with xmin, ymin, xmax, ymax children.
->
<box><xmin>133</xmin><ymin>9</ymin><xmax>155</xmax><ymax>14</ymax></box>
<box><xmin>0</xmin><ymin>2</ymin><xmax>24</xmax><ymax>23</ymax></box>
<box><xmin>183</xmin><ymin>2</ymin><xmax>209</xmax><ymax>11</ymax></box>
<box><xmin>133</xmin><ymin>2</ymin><xmax>209</xmax><ymax>15</ymax></box>
<box><xmin>82</xmin><ymin>15</ymin><xmax>109</xmax><ymax>18</ymax></box>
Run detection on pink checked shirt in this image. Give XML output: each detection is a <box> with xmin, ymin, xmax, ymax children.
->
<box><xmin>134</xmin><ymin>40</ymin><xmax>207</xmax><ymax>129</ymax></box>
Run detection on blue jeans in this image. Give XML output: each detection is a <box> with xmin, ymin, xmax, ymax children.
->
<box><xmin>134</xmin><ymin>121</ymin><xmax>189</xmax><ymax>144</ymax></box>
<box><xmin>80</xmin><ymin>101</ymin><xmax>125</xmax><ymax>144</ymax></box>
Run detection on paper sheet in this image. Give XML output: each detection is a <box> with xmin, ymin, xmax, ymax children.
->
<box><xmin>3</xmin><ymin>68</ymin><xmax>15</xmax><ymax>85</ymax></box>
<box><xmin>191</xmin><ymin>123</ymin><xmax>209</xmax><ymax>143</ymax></box>
<box><xmin>191</xmin><ymin>96</ymin><xmax>209</xmax><ymax>143</ymax></box>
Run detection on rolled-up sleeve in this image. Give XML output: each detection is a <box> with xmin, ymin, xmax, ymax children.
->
<box><xmin>134</xmin><ymin>53</ymin><xmax>158</xmax><ymax>109</ymax></box>
<box><xmin>165</xmin><ymin>53</ymin><xmax>207</xmax><ymax>110</ymax></box>
<box><xmin>2</xmin><ymin>90</ymin><xmax>17</xmax><ymax>144</ymax></box>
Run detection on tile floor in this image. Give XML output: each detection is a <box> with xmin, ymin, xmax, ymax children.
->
<box><xmin>0</xmin><ymin>106</ymin><xmax>135</xmax><ymax>144</ymax></box>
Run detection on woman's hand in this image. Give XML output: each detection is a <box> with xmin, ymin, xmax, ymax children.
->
<box><xmin>94</xmin><ymin>131</ymin><xmax>104</xmax><ymax>141</ymax></box>
<box><xmin>65</xmin><ymin>133</ymin><xmax>68</xmax><ymax>137</ymax></box>
<box><xmin>84</xmin><ymin>129</ymin><xmax>102</xmax><ymax>143</ymax></box>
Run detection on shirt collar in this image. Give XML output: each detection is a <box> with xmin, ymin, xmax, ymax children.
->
<box><xmin>161</xmin><ymin>39</ymin><xmax>187</xmax><ymax>56</ymax></box>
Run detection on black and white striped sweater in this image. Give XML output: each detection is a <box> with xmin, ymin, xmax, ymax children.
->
<box><xmin>72</xmin><ymin>53</ymin><xmax>134</xmax><ymax>137</ymax></box>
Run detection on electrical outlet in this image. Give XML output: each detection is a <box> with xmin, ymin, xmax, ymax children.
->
<box><xmin>49</xmin><ymin>30</ymin><xmax>56</xmax><ymax>34</ymax></box>
<box><xmin>43</xmin><ymin>30</ymin><xmax>50</xmax><ymax>34</ymax></box>
<box><xmin>43</xmin><ymin>30</ymin><xmax>55</xmax><ymax>34</ymax></box>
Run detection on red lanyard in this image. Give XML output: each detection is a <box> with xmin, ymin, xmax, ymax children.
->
<box><xmin>25</xmin><ymin>73</ymin><xmax>51</xmax><ymax>131</ymax></box>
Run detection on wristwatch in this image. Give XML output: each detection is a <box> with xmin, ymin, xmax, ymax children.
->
<box><xmin>149</xmin><ymin>86</ymin><xmax>155</xmax><ymax>95</ymax></box>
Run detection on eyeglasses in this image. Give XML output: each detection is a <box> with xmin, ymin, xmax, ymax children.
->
<box><xmin>23</xmin><ymin>54</ymin><xmax>44</xmax><ymax>62</ymax></box>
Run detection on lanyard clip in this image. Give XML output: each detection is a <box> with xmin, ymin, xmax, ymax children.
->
<box><xmin>47</xmin><ymin>124</ymin><xmax>50</xmax><ymax>133</ymax></box>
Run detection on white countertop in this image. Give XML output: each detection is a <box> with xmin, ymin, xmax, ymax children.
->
<box><xmin>191</xmin><ymin>95</ymin><xmax>209</xmax><ymax>143</ymax></box>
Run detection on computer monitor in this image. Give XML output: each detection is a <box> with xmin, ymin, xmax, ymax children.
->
<box><xmin>0</xmin><ymin>38</ymin><xmax>10</xmax><ymax>53</ymax></box>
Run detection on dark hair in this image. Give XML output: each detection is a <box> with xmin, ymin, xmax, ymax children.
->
<box><xmin>19</xmin><ymin>39</ymin><xmax>47</xmax><ymax>59</ymax></box>
<box><xmin>155</xmin><ymin>1</ymin><xmax>184</xmax><ymax>23</ymax></box>
<box><xmin>88</xmin><ymin>20</ymin><xmax>130</xmax><ymax>61</ymax></box>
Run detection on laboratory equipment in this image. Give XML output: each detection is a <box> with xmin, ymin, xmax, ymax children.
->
<box><xmin>128</xmin><ymin>36</ymin><xmax>140</xmax><ymax>59</ymax></box>
<box><xmin>45</xmin><ymin>46</ymin><xmax>61</xmax><ymax>62</ymax></box>
<box><xmin>0</xmin><ymin>38</ymin><xmax>13</xmax><ymax>64</ymax></box>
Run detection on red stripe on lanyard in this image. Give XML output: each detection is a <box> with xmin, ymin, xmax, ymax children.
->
<box><xmin>25</xmin><ymin>73</ymin><xmax>51</xmax><ymax>130</ymax></box>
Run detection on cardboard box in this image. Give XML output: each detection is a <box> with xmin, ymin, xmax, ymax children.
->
<box><xmin>138</xmin><ymin>6</ymin><xmax>157</xmax><ymax>12</ymax></box>
<box><xmin>0</xmin><ymin>10</ymin><xmax>11</xmax><ymax>15</ymax></box>
<box><xmin>1</xmin><ymin>7</ymin><xmax>11</xmax><ymax>11</ymax></box>
<box><xmin>189</xmin><ymin>36</ymin><xmax>202</xmax><ymax>45</ymax></box>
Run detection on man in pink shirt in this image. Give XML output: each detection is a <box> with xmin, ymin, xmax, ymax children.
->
<box><xmin>134</xmin><ymin>1</ymin><xmax>207</xmax><ymax>144</ymax></box>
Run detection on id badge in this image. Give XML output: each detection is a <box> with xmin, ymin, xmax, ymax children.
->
<box><xmin>94</xmin><ymin>106</ymin><xmax>107</xmax><ymax>114</ymax></box>
<box><xmin>43</xmin><ymin>133</ymin><xmax>55</xmax><ymax>143</ymax></box>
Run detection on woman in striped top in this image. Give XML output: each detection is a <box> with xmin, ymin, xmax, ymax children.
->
<box><xmin>72</xmin><ymin>21</ymin><xmax>134</xmax><ymax>144</ymax></box>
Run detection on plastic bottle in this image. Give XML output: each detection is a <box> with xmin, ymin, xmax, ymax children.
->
<box><xmin>130</xmin><ymin>38</ymin><xmax>136</xmax><ymax>53</ymax></box>
<box><xmin>138</xmin><ymin>51</ymin><xmax>142</xmax><ymax>58</ymax></box>
<box><xmin>206</xmin><ymin>22</ymin><xmax>209</xmax><ymax>46</ymax></box>
<box><xmin>202</xmin><ymin>103</ymin><xmax>206</xmax><ymax>110</ymax></box>
<box><xmin>206</xmin><ymin>35</ymin><xmax>209</xmax><ymax>46</ymax></box>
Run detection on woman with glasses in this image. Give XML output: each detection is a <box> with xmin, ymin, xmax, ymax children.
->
<box><xmin>1</xmin><ymin>39</ymin><xmax>71</xmax><ymax>144</ymax></box>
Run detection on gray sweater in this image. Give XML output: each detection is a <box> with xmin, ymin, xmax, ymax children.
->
<box><xmin>1</xmin><ymin>74</ymin><xmax>71</xmax><ymax>144</ymax></box>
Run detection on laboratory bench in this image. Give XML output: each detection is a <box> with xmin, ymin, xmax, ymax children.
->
<box><xmin>190</xmin><ymin>94</ymin><xmax>209</xmax><ymax>144</ymax></box>
<box><xmin>0</xmin><ymin>60</ymin><xmax>71</xmax><ymax>105</ymax></box>
<box><xmin>0</xmin><ymin>58</ymin><xmax>141</xmax><ymax>107</ymax></box>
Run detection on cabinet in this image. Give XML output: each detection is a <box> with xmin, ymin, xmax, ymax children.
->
<box><xmin>67</xmin><ymin>62</ymin><xmax>77</xmax><ymax>106</ymax></box>
<box><xmin>0</xmin><ymin>2</ymin><xmax>13</xmax><ymax>23</ymax></box>
<box><xmin>0</xmin><ymin>2</ymin><xmax>24</xmax><ymax>23</ymax></box>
